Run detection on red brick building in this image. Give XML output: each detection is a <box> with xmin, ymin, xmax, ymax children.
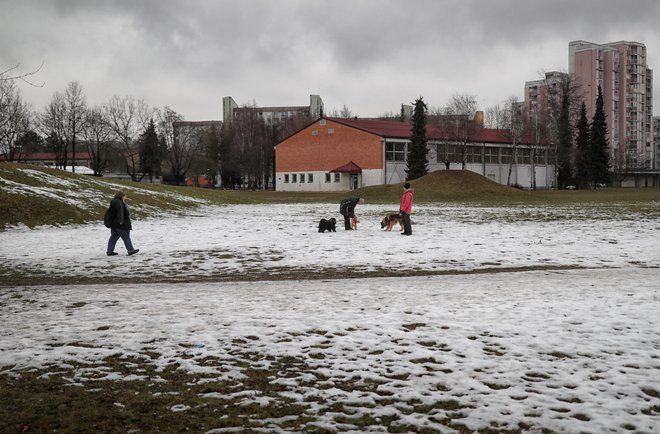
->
<box><xmin>275</xmin><ymin>117</ymin><xmax>557</xmax><ymax>191</ymax></box>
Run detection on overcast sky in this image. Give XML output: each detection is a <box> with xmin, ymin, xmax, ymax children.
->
<box><xmin>3</xmin><ymin>0</ymin><xmax>660</xmax><ymax>121</ymax></box>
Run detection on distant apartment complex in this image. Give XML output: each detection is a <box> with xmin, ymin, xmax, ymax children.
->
<box><xmin>569</xmin><ymin>40</ymin><xmax>654</xmax><ymax>170</ymax></box>
<box><xmin>173</xmin><ymin>120</ymin><xmax>222</xmax><ymax>136</ymax></box>
<box><xmin>222</xmin><ymin>94</ymin><xmax>324</xmax><ymax>124</ymax></box>
<box><xmin>654</xmin><ymin>116</ymin><xmax>660</xmax><ymax>167</ymax></box>
<box><xmin>524</xmin><ymin>71</ymin><xmax>568</xmax><ymax>124</ymax></box>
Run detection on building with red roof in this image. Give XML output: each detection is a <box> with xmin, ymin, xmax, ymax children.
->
<box><xmin>275</xmin><ymin>117</ymin><xmax>556</xmax><ymax>191</ymax></box>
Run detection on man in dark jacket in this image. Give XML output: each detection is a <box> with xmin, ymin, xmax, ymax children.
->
<box><xmin>106</xmin><ymin>191</ymin><xmax>139</xmax><ymax>256</ymax></box>
<box><xmin>339</xmin><ymin>197</ymin><xmax>362</xmax><ymax>230</ymax></box>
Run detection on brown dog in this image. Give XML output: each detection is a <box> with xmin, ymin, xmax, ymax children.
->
<box><xmin>380</xmin><ymin>213</ymin><xmax>404</xmax><ymax>232</ymax></box>
<box><xmin>381</xmin><ymin>213</ymin><xmax>415</xmax><ymax>232</ymax></box>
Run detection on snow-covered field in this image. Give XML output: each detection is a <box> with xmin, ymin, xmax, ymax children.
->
<box><xmin>1</xmin><ymin>203</ymin><xmax>659</xmax><ymax>281</ymax></box>
<box><xmin>1</xmin><ymin>204</ymin><xmax>659</xmax><ymax>432</ymax></box>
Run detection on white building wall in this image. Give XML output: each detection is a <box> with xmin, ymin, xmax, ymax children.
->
<box><xmin>275</xmin><ymin>168</ymin><xmax>384</xmax><ymax>192</ymax></box>
<box><xmin>361</xmin><ymin>169</ymin><xmax>384</xmax><ymax>188</ymax></box>
<box><xmin>385</xmin><ymin>153</ymin><xmax>555</xmax><ymax>190</ymax></box>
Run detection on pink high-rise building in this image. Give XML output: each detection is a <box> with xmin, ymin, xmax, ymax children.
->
<box><xmin>569</xmin><ymin>40</ymin><xmax>654</xmax><ymax>170</ymax></box>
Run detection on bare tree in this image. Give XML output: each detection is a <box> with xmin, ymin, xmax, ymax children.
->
<box><xmin>158</xmin><ymin>106</ymin><xmax>196</xmax><ymax>185</ymax></box>
<box><xmin>484</xmin><ymin>103</ymin><xmax>511</xmax><ymax>130</ymax></box>
<box><xmin>63</xmin><ymin>81</ymin><xmax>87</xmax><ymax>172</ymax></box>
<box><xmin>231</xmin><ymin>102</ymin><xmax>266</xmax><ymax>189</ymax></box>
<box><xmin>541</xmin><ymin>71</ymin><xmax>582</xmax><ymax>188</ymax></box>
<box><xmin>0</xmin><ymin>79</ymin><xmax>32</xmax><ymax>162</ymax></box>
<box><xmin>83</xmin><ymin>106</ymin><xmax>114</xmax><ymax>176</ymax></box>
<box><xmin>105</xmin><ymin>95</ymin><xmax>152</xmax><ymax>181</ymax></box>
<box><xmin>0</xmin><ymin>62</ymin><xmax>44</xmax><ymax>87</ymax></box>
<box><xmin>506</xmin><ymin>96</ymin><xmax>527</xmax><ymax>186</ymax></box>
<box><xmin>328</xmin><ymin>105</ymin><xmax>357</xmax><ymax>119</ymax></box>
<box><xmin>444</xmin><ymin>93</ymin><xmax>481</xmax><ymax>170</ymax></box>
<box><xmin>196</xmin><ymin>124</ymin><xmax>222</xmax><ymax>187</ymax></box>
<box><xmin>39</xmin><ymin>92</ymin><xmax>68</xmax><ymax>168</ymax></box>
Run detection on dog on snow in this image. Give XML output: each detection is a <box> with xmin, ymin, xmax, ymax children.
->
<box><xmin>318</xmin><ymin>217</ymin><xmax>337</xmax><ymax>233</ymax></box>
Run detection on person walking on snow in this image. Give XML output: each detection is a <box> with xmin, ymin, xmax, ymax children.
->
<box><xmin>399</xmin><ymin>182</ymin><xmax>415</xmax><ymax>236</ymax></box>
<box><xmin>106</xmin><ymin>191</ymin><xmax>139</xmax><ymax>256</ymax></box>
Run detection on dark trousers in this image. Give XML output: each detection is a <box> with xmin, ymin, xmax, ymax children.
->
<box><xmin>343</xmin><ymin>215</ymin><xmax>352</xmax><ymax>230</ymax></box>
<box><xmin>107</xmin><ymin>227</ymin><xmax>135</xmax><ymax>253</ymax></box>
<box><xmin>401</xmin><ymin>212</ymin><xmax>412</xmax><ymax>235</ymax></box>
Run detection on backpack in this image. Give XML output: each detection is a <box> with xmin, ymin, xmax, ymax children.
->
<box><xmin>103</xmin><ymin>206</ymin><xmax>112</xmax><ymax>228</ymax></box>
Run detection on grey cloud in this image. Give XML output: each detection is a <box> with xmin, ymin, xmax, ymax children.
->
<box><xmin>2</xmin><ymin>0</ymin><xmax>659</xmax><ymax>119</ymax></box>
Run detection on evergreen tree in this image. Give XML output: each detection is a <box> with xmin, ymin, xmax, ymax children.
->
<box><xmin>574</xmin><ymin>102</ymin><xmax>591</xmax><ymax>189</ymax></box>
<box><xmin>138</xmin><ymin>119</ymin><xmax>162</xmax><ymax>183</ymax></box>
<box><xmin>200</xmin><ymin>125</ymin><xmax>222</xmax><ymax>186</ymax></box>
<box><xmin>405</xmin><ymin>97</ymin><xmax>429</xmax><ymax>181</ymax></box>
<box><xmin>555</xmin><ymin>91</ymin><xmax>573</xmax><ymax>188</ymax></box>
<box><xmin>589</xmin><ymin>85</ymin><xmax>610</xmax><ymax>187</ymax></box>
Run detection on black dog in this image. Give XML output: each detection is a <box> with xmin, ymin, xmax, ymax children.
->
<box><xmin>318</xmin><ymin>217</ymin><xmax>337</xmax><ymax>232</ymax></box>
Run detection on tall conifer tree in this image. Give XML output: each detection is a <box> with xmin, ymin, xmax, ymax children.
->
<box><xmin>589</xmin><ymin>85</ymin><xmax>610</xmax><ymax>187</ymax></box>
<box><xmin>405</xmin><ymin>97</ymin><xmax>429</xmax><ymax>181</ymax></box>
<box><xmin>138</xmin><ymin>119</ymin><xmax>162</xmax><ymax>183</ymax></box>
<box><xmin>574</xmin><ymin>102</ymin><xmax>591</xmax><ymax>189</ymax></box>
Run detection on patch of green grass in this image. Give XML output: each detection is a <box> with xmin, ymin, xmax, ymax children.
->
<box><xmin>0</xmin><ymin>355</ymin><xmax>312</xmax><ymax>433</ymax></box>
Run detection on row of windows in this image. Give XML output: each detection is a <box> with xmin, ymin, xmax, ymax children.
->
<box><xmin>385</xmin><ymin>143</ymin><xmax>551</xmax><ymax>165</ymax></box>
<box><xmin>283</xmin><ymin>173</ymin><xmax>341</xmax><ymax>183</ymax></box>
<box><xmin>437</xmin><ymin>144</ymin><xmax>549</xmax><ymax>165</ymax></box>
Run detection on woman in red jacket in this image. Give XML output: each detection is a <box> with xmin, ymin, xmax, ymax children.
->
<box><xmin>399</xmin><ymin>183</ymin><xmax>415</xmax><ymax>236</ymax></box>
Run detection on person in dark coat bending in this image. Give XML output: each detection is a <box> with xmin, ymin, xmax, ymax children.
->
<box><xmin>339</xmin><ymin>197</ymin><xmax>362</xmax><ymax>230</ymax></box>
<box><xmin>106</xmin><ymin>191</ymin><xmax>139</xmax><ymax>256</ymax></box>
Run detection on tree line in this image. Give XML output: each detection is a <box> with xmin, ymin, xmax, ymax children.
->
<box><xmin>3</xmin><ymin>70</ymin><xmax>614</xmax><ymax>190</ymax></box>
<box><xmin>0</xmin><ymin>78</ymin><xmax>309</xmax><ymax>188</ymax></box>
<box><xmin>405</xmin><ymin>76</ymin><xmax>612</xmax><ymax>190</ymax></box>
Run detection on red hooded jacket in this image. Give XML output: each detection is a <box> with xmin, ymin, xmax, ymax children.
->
<box><xmin>399</xmin><ymin>189</ymin><xmax>414</xmax><ymax>214</ymax></box>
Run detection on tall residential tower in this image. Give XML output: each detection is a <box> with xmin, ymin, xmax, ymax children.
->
<box><xmin>569</xmin><ymin>40</ymin><xmax>654</xmax><ymax>169</ymax></box>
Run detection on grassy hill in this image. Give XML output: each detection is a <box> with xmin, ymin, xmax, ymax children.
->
<box><xmin>2</xmin><ymin>163</ymin><xmax>659</xmax><ymax>230</ymax></box>
<box><xmin>355</xmin><ymin>169</ymin><xmax>532</xmax><ymax>205</ymax></box>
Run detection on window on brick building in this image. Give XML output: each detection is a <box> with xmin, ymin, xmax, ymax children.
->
<box><xmin>308</xmin><ymin>173</ymin><xmax>313</xmax><ymax>183</ymax></box>
<box><xmin>325</xmin><ymin>173</ymin><xmax>331</xmax><ymax>183</ymax></box>
<box><xmin>284</xmin><ymin>174</ymin><xmax>289</xmax><ymax>183</ymax></box>
<box><xmin>334</xmin><ymin>173</ymin><xmax>340</xmax><ymax>182</ymax></box>
<box><xmin>300</xmin><ymin>173</ymin><xmax>305</xmax><ymax>183</ymax></box>
<box><xmin>292</xmin><ymin>174</ymin><xmax>297</xmax><ymax>183</ymax></box>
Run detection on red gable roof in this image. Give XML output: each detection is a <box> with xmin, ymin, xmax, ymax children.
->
<box><xmin>326</xmin><ymin>117</ymin><xmax>413</xmax><ymax>139</ymax></box>
<box><xmin>325</xmin><ymin>117</ymin><xmax>534</xmax><ymax>144</ymax></box>
<box><xmin>330</xmin><ymin>161</ymin><xmax>362</xmax><ymax>173</ymax></box>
